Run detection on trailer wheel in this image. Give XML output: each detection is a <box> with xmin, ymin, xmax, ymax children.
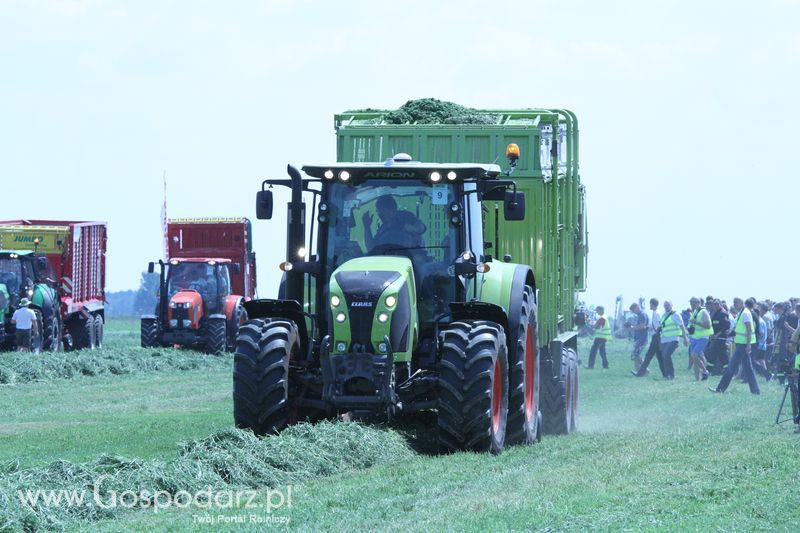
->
<box><xmin>233</xmin><ymin>318</ymin><xmax>299</xmax><ymax>436</ymax></box>
<box><xmin>437</xmin><ymin>320</ymin><xmax>508</xmax><ymax>454</ymax></box>
<box><xmin>541</xmin><ymin>345</ymin><xmax>579</xmax><ymax>435</ymax></box>
<box><xmin>42</xmin><ymin>314</ymin><xmax>61</xmax><ymax>352</ymax></box>
<box><xmin>93</xmin><ymin>315</ymin><xmax>104</xmax><ymax>350</ymax></box>
<box><xmin>68</xmin><ymin>316</ymin><xmax>95</xmax><ymax>350</ymax></box>
<box><xmin>204</xmin><ymin>317</ymin><xmax>227</xmax><ymax>355</ymax></box>
<box><xmin>141</xmin><ymin>318</ymin><xmax>159</xmax><ymax>348</ymax></box>
<box><xmin>506</xmin><ymin>286</ymin><xmax>540</xmax><ymax>445</ymax></box>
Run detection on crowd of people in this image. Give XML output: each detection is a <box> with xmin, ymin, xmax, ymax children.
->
<box><xmin>585</xmin><ymin>296</ymin><xmax>800</xmax><ymax>396</ymax></box>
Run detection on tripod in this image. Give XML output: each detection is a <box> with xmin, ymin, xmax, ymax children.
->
<box><xmin>775</xmin><ymin>373</ymin><xmax>799</xmax><ymax>425</ymax></box>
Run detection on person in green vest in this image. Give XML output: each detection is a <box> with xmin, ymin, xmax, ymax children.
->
<box><xmin>659</xmin><ymin>300</ymin><xmax>688</xmax><ymax>380</ymax></box>
<box><xmin>710</xmin><ymin>297</ymin><xmax>760</xmax><ymax>395</ymax></box>
<box><xmin>586</xmin><ymin>305</ymin><xmax>612</xmax><ymax>369</ymax></box>
<box><xmin>687</xmin><ymin>297</ymin><xmax>712</xmax><ymax>381</ymax></box>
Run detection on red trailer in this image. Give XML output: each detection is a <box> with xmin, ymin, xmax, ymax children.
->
<box><xmin>166</xmin><ymin>218</ymin><xmax>256</xmax><ymax>299</ymax></box>
<box><xmin>0</xmin><ymin>220</ymin><xmax>107</xmax><ymax>351</ymax></box>
<box><xmin>141</xmin><ymin>218</ymin><xmax>257</xmax><ymax>354</ymax></box>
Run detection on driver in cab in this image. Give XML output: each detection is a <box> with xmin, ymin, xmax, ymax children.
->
<box><xmin>362</xmin><ymin>195</ymin><xmax>426</xmax><ymax>252</ymax></box>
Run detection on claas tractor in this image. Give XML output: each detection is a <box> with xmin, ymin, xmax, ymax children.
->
<box><xmin>141</xmin><ymin>258</ymin><xmax>247</xmax><ymax>354</ymax></box>
<box><xmin>234</xmin><ymin>153</ymin><xmax>542</xmax><ymax>454</ymax></box>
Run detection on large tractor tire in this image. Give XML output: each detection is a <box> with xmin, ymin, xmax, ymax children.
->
<box><xmin>140</xmin><ymin>318</ymin><xmax>159</xmax><ymax>348</ymax></box>
<box><xmin>438</xmin><ymin>320</ymin><xmax>509</xmax><ymax>454</ymax></box>
<box><xmin>93</xmin><ymin>315</ymin><xmax>104</xmax><ymax>350</ymax></box>
<box><xmin>226</xmin><ymin>302</ymin><xmax>248</xmax><ymax>352</ymax></box>
<box><xmin>233</xmin><ymin>318</ymin><xmax>299</xmax><ymax>436</ymax></box>
<box><xmin>506</xmin><ymin>286</ymin><xmax>540</xmax><ymax>445</ymax></box>
<box><xmin>42</xmin><ymin>314</ymin><xmax>61</xmax><ymax>352</ymax></box>
<box><xmin>541</xmin><ymin>345</ymin><xmax>579</xmax><ymax>435</ymax></box>
<box><xmin>204</xmin><ymin>317</ymin><xmax>227</xmax><ymax>355</ymax></box>
<box><xmin>69</xmin><ymin>316</ymin><xmax>96</xmax><ymax>350</ymax></box>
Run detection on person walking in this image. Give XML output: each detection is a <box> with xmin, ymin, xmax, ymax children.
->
<box><xmin>687</xmin><ymin>297</ymin><xmax>712</xmax><ymax>381</ymax></box>
<box><xmin>657</xmin><ymin>300</ymin><xmax>687</xmax><ymax>380</ymax></box>
<box><xmin>633</xmin><ymin>298</ymin><xmax>667</xmax><ymax>378</ymax></box>
<box><xmin>710</xmin><ymin>297</ymin><xmax>760</xmax><ymax>395</ymax></box>
<box><xmin>707</xmin><ymin>299</ymin><xmax>730</xmax><ymax>375</ymax></box>
<box><xmin>586</xmin><ymin>305</ymin><xmax>611</xmax><ymax>369</ymax></box>
<box><xmin>11</xmin><ymin>298</ymin><xmax>37</xmax><ymax>353</ymax></box>
<box><xmin>750</xmin><ymin>306</ymin><xmax>772</xmax><ymax>381</ymax></box>
<box><xmin>627</xmin><ymin>302</ymin><xmax>649</xmax><ymax>374</ymax></box>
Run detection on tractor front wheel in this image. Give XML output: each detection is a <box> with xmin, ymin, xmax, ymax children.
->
<box><xmin>227</xmin><ymin>303</ymin><xmax>248</xmax><ymax>352</ymax></box>
<box><xmin>204</xmin><ymin>317</ymin><xmax>227</xmax><ymax>355</ymax></box>
<box><xmin>437</xmin><ymin>320</ymin><xmax>509</xmax><ymax>454</ymax></box>
<box><xmin>140</xmin><ymin>318</ymin><xmax>159</xmax><ymax>348</ymax></box>
<box><xmin>42</xmin><ymin>314</ymin><xmax>61</xmax><ymax>352</ymax></box>
<box><xmin>233</xmin><ymin>318</ymin><xmax>299</xmax><ymax>436</ymax></box>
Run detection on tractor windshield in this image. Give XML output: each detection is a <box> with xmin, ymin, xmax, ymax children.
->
<box><xmin>323</xmin><ymin>180</ymin><xmax>472</xmax><ymax>321</ymax></box>
<box><xmin>167</xmin><ymin>263</ymin><xmax>217</xmax><ymax>298</ymax></box>
<box><xmin>0</xmin><ymin>259</ymin><xmax>22</xmax><ymax>295</ymax></box>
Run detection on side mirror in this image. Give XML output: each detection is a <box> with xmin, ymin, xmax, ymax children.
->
<box><xmin>503</xmin><ymin>191</ymin><xmax>525</xmax><ymax>221</ymax></box>
<box><xmin>232</xmin><ymin>263</ymin><xmax>241</xmax><ymax>275</ymax></box>
<box><xmin>147</xmin><ymin>262</ymin><xmax>155</xmax><ymax>274</ymax></box>
<box><xmin>256</xmin><ymin>190</ymin><xmax>274</xmax><ymax>220</ymax></box>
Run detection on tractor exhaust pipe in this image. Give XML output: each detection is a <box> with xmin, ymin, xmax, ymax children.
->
<box><xmin>285</xmin><ymin>164</ymin><xmax>306</xmax><ymax>305</ymax></box>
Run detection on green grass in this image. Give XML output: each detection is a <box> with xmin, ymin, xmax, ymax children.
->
<box><xmin>2</xmin><ymin>333</ymin><xmax>799</xmax><ymax>531</ymax></box>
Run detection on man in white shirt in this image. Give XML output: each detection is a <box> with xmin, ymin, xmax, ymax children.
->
<box><xmin>633</xmin><ymin>297</ymin><xmax>668</xmax><ymax>378</ymax></box>
<box><xmin>11</xmin><ymin>298</ymin><xmax>38</xmax><ymax>352</ymax></box>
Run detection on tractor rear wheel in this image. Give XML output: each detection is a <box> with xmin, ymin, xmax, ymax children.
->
<box><xmin>506</xmin><ymin>286</ymin><xmax>540</xmax><ymax>445</ymax></box>
<box><xmin>93</xmin><ymin>315</ymin><xmax>104</xmax><ymax>350</ymax></box>
<box><xmin>233</xmin><ymin>318</ymin><xmax>299</xmax><ymax>436</ymax></box>
<box><xmin>541</xmin><ymin>345</ymin><xmax>579</xmax><ymax>435</ymax></box>
<box><xmin>140</xmin><ymin>318</ymin><xmax>159</xmax><ymax>348</ymax></box>
<box><xmin>227</xmin><ymin>303</ymin><xmax>248</xmax><ymax>352</ymax></box>
<box><xmin>204</xmin><ymin>317</ymin><xmax>227</xmax><ymax>355</ymax></box>
<box><xmin>437</xmin><ymin>320</ymin><xmax>509</xmax><ymax>454</ymax></box>
<box><xmin>42</xmin><ymin>314</ymin><xmax>61</xmax><ymax>352</ymax></box>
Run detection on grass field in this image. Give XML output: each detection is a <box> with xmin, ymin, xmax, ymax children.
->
<box><xmin>2</xmin><ymin>321</ymin><xmax>799</xmax><ymax>531</ymax></box>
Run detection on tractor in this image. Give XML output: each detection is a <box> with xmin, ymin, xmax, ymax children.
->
<box><xmin>141</xmin><ymin>258</ymin><xmax>247</xmax><ymax>354</ymax></box>
<box><xmin>0</xmin><ymin>251</ymin><xmax>60</xmax><ymax>352</ymax></box>
<box><xmin>234</xmin><ymin>153</ymin><xmax>548</xmax><ymax>454</ymax></box>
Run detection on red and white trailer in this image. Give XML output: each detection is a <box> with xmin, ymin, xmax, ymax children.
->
<box><xmin>0</xmin><ymin>219</ymin><xmax>107</xmax><ymax>350</ymax></box>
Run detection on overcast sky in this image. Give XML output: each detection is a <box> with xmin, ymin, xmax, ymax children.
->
<box><xmin>2</xmin><ymin>0</ymin><xmax>799</xmax><ymax>313</ymax></box>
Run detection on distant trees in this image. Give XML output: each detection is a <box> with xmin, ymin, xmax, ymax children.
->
<box><xmin>133</xmin><ymin>272</ymin><xmax>159</xmax><ymax>315</ymax></box>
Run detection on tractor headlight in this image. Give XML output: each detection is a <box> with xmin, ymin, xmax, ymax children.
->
<box><xmin>378</xmin><ymin>342</ymin><xmax>388</xmax><ymax>353</ymax></box>
<box><xmin>377</xmin><ymin>312</ymin><xmax>389</xmax><ymax>323</ymax></box>
<box><xmin>170</xmin><ymin>302</ymin><xmax>178</xmax><ymax>308</ymax></box>
<box><xmin>169</xmin><ymin>319</ymin><xmax>178</xmax><ymax>327</ymax></box>
<box><xmin>430</xmin><ymin>171</ymin><xmax>442</xmax><ymax>182</ymax></box>
<box><xmin>331</xmin><ymin>295</ymin><xmax>341</xmax><ymax>307</ymax></box>
<box><xmin>336</xmin><ymin>342</ymin><xmax>346</xmax><ymax>352</ymax></box>
<box><xmin>324</xmin><ymin>170</ymin><xmax>334</xmax><ymax>180</ymax></box>
<box><xmin>384</xmin><ymin>295</ymin><xmax>396</xmax><ymax>308</ymax></box>
<box><xmin>182</xmin><ymin>302</ymin><xmax>192</xmax><ymax>308</ymax></box>
<box><xmin>26</xmin><ymin>289</ymin><xmax>33</xmax><ymax>297</ymax></box>
<box><xmin>447</xmin><ymin>171</ymin><xmax>457</xmax><ymax>181</ymax></box>
<box><xmin>339</xmin><ymin>170</ymin><xmax>351</xmax><ymax>181</ymax></box>
<box><xmin>335</xmin><ymin>312</ymin><xmax>347</xmax><ymax>323</ymax></box>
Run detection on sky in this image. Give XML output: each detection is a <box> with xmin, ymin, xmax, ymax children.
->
<box><xmin>2</xmin><ymin>0</ymin><xmax>799</xmax><ymax>313</ymax></box>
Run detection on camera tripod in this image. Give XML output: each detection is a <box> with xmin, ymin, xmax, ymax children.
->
<box><xmin>775</xmin><ymin>374</ymin><xmax>799</xmax><ymax>426</ymax></box>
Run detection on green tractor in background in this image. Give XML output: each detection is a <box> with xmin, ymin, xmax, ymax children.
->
<box><xmin>0</xmin><ymin>251</ymin><xmax>61</xmax><ymax>352</ymax></box>
<box><xmin>235</xmin><ymin>154</ymin><xmax>552</xmax><ymax>453</ymax></box>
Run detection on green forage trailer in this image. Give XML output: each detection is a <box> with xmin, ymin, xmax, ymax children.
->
<box><xmin>234</xmin><ymin>104</ymin><xmax>587</xmax><ymax>453</ymax></box>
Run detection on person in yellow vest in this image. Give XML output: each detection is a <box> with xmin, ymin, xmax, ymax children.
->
<box><xmin>710</xmin><ymin>297</ymin><xmax>760</xmax><ymax>395</ymax></box>
<box><xmin>658</xmin><ymin>300</ymin><xmax>688</xmax><ymax>380</ymax></box>
<box><xmin>687</xmin><ymin>297</ymin><xmax>712</xmax><ymax>381</ymax></box>
<box><xmin>586</xmin><ymin>305</ymin><xmax>612</xmax><ymax>369</ymax></box>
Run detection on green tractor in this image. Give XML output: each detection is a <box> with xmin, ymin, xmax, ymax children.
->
<box><xmin>0</xmin><ymin>251</ymin><xmax>61</xmax><ymax>352</ymax></box>
<box><xmin>234</xmin><ymin>154</ymin><xmax>552</xmax><ymax>453</ymax></box>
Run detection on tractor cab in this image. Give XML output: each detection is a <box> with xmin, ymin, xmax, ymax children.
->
<box><xmin>166</xmin><ymin>259</ymin><xmax>232</xmax><ymax>319</ymax></box>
